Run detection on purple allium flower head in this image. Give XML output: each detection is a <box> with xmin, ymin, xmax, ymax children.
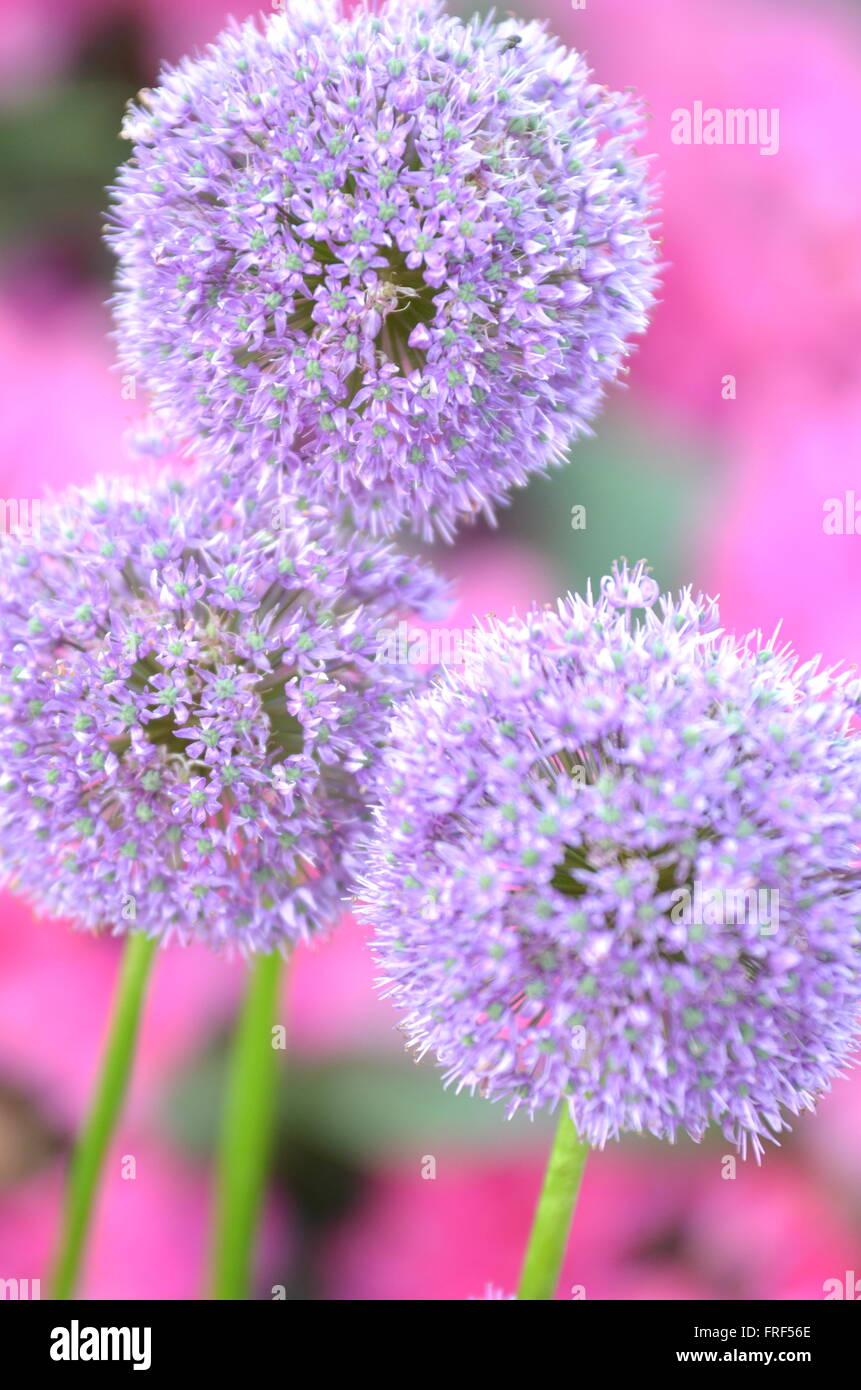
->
<box><xmin>0</xmin><ymin>471</ymin><xmax>444</xmax><ymax>953</ymax></box>
<box><xmin>361</xmin><ymin>562</ymin><xmax>861</xmax><ymax>1158</ymax></box>
<box><xmin>107</xmin><ymin>0</ymin><xmax>658</xmax><ymax>540</ymax></box>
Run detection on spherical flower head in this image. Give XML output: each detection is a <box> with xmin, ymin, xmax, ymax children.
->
<box><xmin>0</xmin><ymin>472</ymin><xmax>444</xmax><ymax>953</ymax></box>
<box><xmin>362</xmin><ymin>561</ymin><xmax>861</xmax><ymax>1158</ymax></box>
<box><xmin>107</xmin><ymin>0</ymin><xmax>658</xmax><ymax>540</ymax></box>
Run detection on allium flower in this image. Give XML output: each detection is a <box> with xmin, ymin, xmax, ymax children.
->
<box><xmin>362</xmin><ymin>561</ymin><xmax>861</xmax><ymax>1158</ymax></box>
<box><xmin>0</xmin><ymin>472</ymin><xmax>443</xmax><ymax>953</ymax></box>
<box><xmin>107</xmin><ymin>0</ymin><xmax>657</xmax><ymax>539</ymax></box>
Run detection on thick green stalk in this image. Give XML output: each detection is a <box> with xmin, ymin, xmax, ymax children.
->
<box><xmin>51</xmin><ymin>930</ymin><xmax>159</xmax><ymax>1299</ymax></box>
<box><xmin>209</xmin><ymin>949</ymin><xmax>284</xmax><ymax>1300</ymax></box>
<box><xmin>517</xmin><ymin>1107</ymin><xmax>589</xmax><ymax>1300</ymax></box>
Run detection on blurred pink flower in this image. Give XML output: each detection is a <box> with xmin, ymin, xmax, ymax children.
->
<box><xmin>323</xmin><ymin>1153</ymin><xmax>710</xmax><ymax>1301</ymax></box>
<box><xmin>702</xmin><ymin>381</ymin><xmax>861</xmax><ymax>668</ymax></box>
<box><xmin>0</xmin><ymin>1135</ymin><xmax>289</xmax><ymax>1299</ymax></box>
<box><xmin>287</xmin><ymin>914</ymin><xmax>388</xmax><ymax>1055</ymax></box>
<box><xmin>0</xmin><ymin>0</ymin><xmax>110</xmax><ymax>94</ymax></box>
<box><xmin>438</xmin><ymin>539</ymin><xmax>556</xmax><ymax>626</ymax></box>
<box><xmin>535</xmin><ymin>0</ymin><xmax>861</xmax><ymax>431</ymax></box>
<box><xmin>325</xmin><ymin>1146</ymin><xmax>859</xmax><ymax>1300</ymax></box>
<box><xmin>0</xmin><ymin>1142</ymin><xmax>205</xmax><ymax>1299</ymax></box>
<box><xmin>0</xmin><ymin>893</ymin><xmax>242</xmax><ymax>1130</ymax></box>
<box><xmin>800</xmin><ymin>1069</ymin><xmax>861</xmax><ymax>1200</ymax></box>
<box><xmin>0</xmin><ymin>0</ymin><xmax>220</xmax><ymax>92</ymax></box>
<box><xmin>686</xmin><ymin>1158</ymin><xmax>860</xmax><ymax>1301</ymax></box>
<box><xmin>0</xmin><ymin>292</ymin><xmax>139</xmax><ymax>498</ymax></box>
<box><xmin>136</xmin><ymin>1</ymin><xmax>253</xmax><ymax>68</ymax></box>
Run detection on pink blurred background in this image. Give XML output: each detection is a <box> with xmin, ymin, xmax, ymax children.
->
<box><xmin>1</xmin><ymin>0</ymin><xmax>861</xmax><ymax>1300</ymax></box>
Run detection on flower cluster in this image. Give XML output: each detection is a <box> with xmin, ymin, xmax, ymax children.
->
<box><xmin>107</xmin><ymin>0</ymin><xmax>657</xmax><ymax>538</ymax></box>
<box><xmin>0</xmin><ymin>473</ymin><xmax>443</xmax><ymax>952</ymax></box>
<box><xmin>362</xmin><ymin>562</ymin><xmax>861</xmax><ymax>1156</ymax></box>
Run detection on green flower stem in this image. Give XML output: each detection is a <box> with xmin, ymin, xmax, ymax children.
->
<box><xmin>51</xmin><ymin>930</ymin><xmax>159</xmax><ymax>1300</ymax></box>
<box><xmin>210</xmin><ymin>949</ymin><xmax>285</xmax><ymax>1300</ymax></box>
<box><xmin>517</xmin><ymin>1107</ymin><xmax>589</xmax><ymax>1301</ymax></box>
